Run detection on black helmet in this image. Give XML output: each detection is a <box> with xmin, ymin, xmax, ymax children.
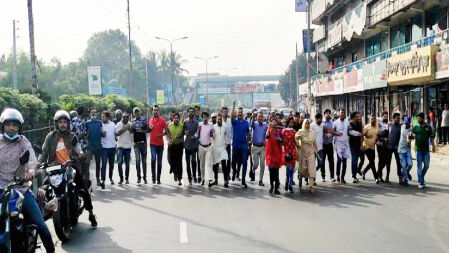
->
<box><xmin>54</xmin><ymin>110</ymin><xmax>71</xmax><ymax>131</ymax></box>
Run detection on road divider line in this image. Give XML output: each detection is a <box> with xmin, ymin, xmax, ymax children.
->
<box><xmin>180</xmin><ymin>222</ymin><xmax>188</xmax><ymax>243</ymax></box>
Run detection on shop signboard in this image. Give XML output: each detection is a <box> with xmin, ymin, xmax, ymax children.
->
<box><xmin>363</xmin><ymin>60</ymin><xmax>387</xmax><ymax>90</ymax></box>
<box><xmin>332</xmin><ymin>72</ymin><xmax>344</xmax><ymax>95</ymax></box>
<box><xmin>327</xmin><ymin>22</ymin><xmax>342</xmax><ymax>48</ymax></box>
<box><xmin>386</xmin><ymin>45</ymin><xmax>438</xmax><ymax>85</ymax></box>
<box><xmin>436</xmin><ymin>45</ymin><xmax>449</xmax><ymax>79</ymax></box>
<box><xmin>345</xmin><ymin>69</ymin><xmax>358</xmax><ymax>92</ymax></box>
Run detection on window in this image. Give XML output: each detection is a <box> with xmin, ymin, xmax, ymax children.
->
<box><xmin>390</xmin><ymin>14</ymin><xmax>423</xmax><ymax>48</ymax></box>
<box><xmin>352</xmin><ymin>52</ymin><xmax>358</xmax><ymax>62</ymax></box>
<box><xmin>426</xmin><ymin>8</ymin><xmax>447</xmax><ymax>36</ymax></box>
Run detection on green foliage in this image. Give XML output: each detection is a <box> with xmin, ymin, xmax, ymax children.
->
<box><xmin>279</xmin><ymin>54</ymin><xmax>309</xmax><ymax>105</ymax></box>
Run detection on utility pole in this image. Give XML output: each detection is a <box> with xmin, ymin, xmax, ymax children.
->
<box><xmin>145</xmin><ymin>60</ymin><xmax>149</xmax><ymax>104</ymax></box>
<box><xmin>306</xmin><ymin>0</ymin><xmax>312</xmax><ymax>113</ymax></box>
<box><xmin>27</xmin><ymin>0</ymin><xmax>38</xmax><ymax>96</ymax></box>
<box><xmin>127</xmin><ymin>0</ymin><xmax>133</xmax><ymax>98</ymax></box>
<box><xmin>295</xmin><ymin>43</ymin><xmax>299</xmax><ymax>110</ymax></box>
<box><xmin>195</xmin><ymin>56</ymin><xmax>219</xmax><ymax>105</ymax></box>
<box><xmin>12</xmin><ymin>20</ymin><xmax>18</xmax><ymax>90</ymax></box>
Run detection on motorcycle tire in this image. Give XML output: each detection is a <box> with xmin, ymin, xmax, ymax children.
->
<box><xmin>53</xmin><ymin>204</ymin><xmax>71</xmax><ymax>242</ymax></box>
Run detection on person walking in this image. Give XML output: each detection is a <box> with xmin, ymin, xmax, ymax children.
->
<box><xmin>348</xmin><ymin>111</ymin><xmax>363</xmax><ymax>183</ymax></box>
<box><xmin>115</xmin><ymin>112</ymin><xmax>133</xmax><ymax>184</ymax></box>
<box><xmin>212</xmin><ymin>113</ymin><xmax>229</xmax><ymax>187</ymax></box>
<box><xmin>184</xmin><ymin>107</ymin><xmax>199</xmax><ymax>184</ymax></box>
<box><xmin>332</xmin><ymin>109</ymin><xmax>351</xmax><ymax>184</ymax></box>
<box><xmin>167</xmin><ymin>112</ymin><xmax>184</xmax><ymax>186</ymax></box>
<box><xmin>441</xmin><ymin>104</ymin><xmax>449</xmax><ymax>145</ymax></box>
<box><xmin>100</xmin><ymin>112</ymin><xmax>116</xmax><ymax>188</ymax></box>
<box><xmin>311</xmin><ymin>113</ymin><xmax>325</xmax><ymax>182</ymax></box>
<box><xmin>361</xmin><ymin>113</ymin><xmax>380</xmax><ymax>183</ymax></box>
<box><xmin>296</xmin><ymin>119</ymin><xmax>318</xmax><ymax>192</ymax></box>
<box><xmin>149</xmin><ymin>105</ymin><xmax>167</xmax><ymax>184</ymax></box>
<box><xmin>376</xmin><ymin>111</ymin><xmax>390</xmax><ymax>183</ymax></box>
<box><xmin>221</xmin><ymin>106</ymin><xmax>233</xmax><ymax>180</ymax></box>
<box><xmin>85</xmin><ymin>108</ymin><xmax>103</xmax><ymax>188</ymax></box>
<box><xmin>265</xmin><ymin>117</ymin><xmax>283</xmax><ymax>195</ymax></box>
<box><xmin>251</xmin><ymin>111</ymin><xmax>268</xmax><ymax>186</ymax></box>
<box><xmin>322</xmin><ymin>109</ymin><xmax>336</xmax><ymax>182</ymax></box>
<box><xmin>398</xmin><ymin>116</ymin><xmax>413</xmax><ymax>186</ymax></box>
<box><xmin>383</xmin><ymin>113</ymin><xmax>403</xmax><ymax>184</ymax></box>
<box><xmin>231</xmin><ymin>101</ymin><xmax>251</xmax><ymax>188</ymax></box>
<box><xmin>70</xmin><ymin>107</ymin><xmax>89</xmax><ymax>185</ymax></box>
<box><xmin>197</xmin><ymin>112</ymin><xmax>214</xmax><ymax>186</ymax></box>
<box><xmin>283</xmin><ymin>117</ymin><xmax>298</xmax><ymax>193</ymax></box>
<box><xmin>411</xmin><ymin>113</ymin><xmax>436</xmax><ymax>189</ymax></box>
<box><xmin>132</xmin><ymin>107</ymin><xmax>149</xmax><ymax>184</ymax></box>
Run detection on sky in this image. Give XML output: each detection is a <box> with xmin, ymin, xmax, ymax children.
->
<box><xmin>0</xmin><ymin>0</ymin><xmax>308</xmax><ymax>76</ymax></box>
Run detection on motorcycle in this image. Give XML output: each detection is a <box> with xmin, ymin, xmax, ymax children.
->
<box><xmin>0</xmin><ymin>150</ymin><xmax>39</xmax><ymax>253</ymax></box>
<box><xmin>39</xmin><ymin>160</ymin><xmax>84</xmax><ymax>242</ymax></box>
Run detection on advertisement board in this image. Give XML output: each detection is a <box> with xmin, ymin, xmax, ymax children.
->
<box><xmin>87</xmin><ymin>66</ymin><xmax>102</xmax><ymax>95</ymax></box>
<box><xmin>102</xmin><ymin>86</ymin><xmax>126</xmax><ymax>97</ymax></box>
<box><xmin>363</xmin><ymin>60</ymin><xmax>387</xmax><ymax>90</ymax></box>
<box><xmin>436</xmin><ymin>45</ymin><xmax>449</xmax><ymax>79</ymax></box>
<box><xmin>231</xmin><ymin>85</ymin><xmax>257</xmax><ymax>94</ymax></box>
<box><xmin>156</xmin><ymin>90</ymin><xmax>164</xmax><ymax>105</ymax></box>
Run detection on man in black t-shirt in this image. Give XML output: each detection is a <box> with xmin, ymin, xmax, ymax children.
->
<box><xmin>132</xmin><ymin>107</ymin><xmax>149</xmax><ymax>184</ymax></box>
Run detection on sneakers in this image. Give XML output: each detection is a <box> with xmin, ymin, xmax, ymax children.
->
<box><xmin>118</xmin><ymin>180</ymin><xmax>123</xmax><ymax>185</ymax></box>
<box><xmin>125</xmin><ymin>180</ymin><xmax>129</xmax><ymax>184</ymax></box>
<box><xmin>418</xmin><ymin>183</ymin><xmax>424</xmax><ymax>189</ymax></box>
<box><xmin>100</xmin><ymin>181</ymin><xmax>105</xmax><ymax>189</ymax></box>
<box><xmin>375</xmin><ymin>179</ymin><xmax>381</xmax><ymax>184</ymax></box>
<box><xmin>241</xmin><ymin>182</ymin><xmax>248</xmax><ymax>189</ymax></box>
<box><xmin>331</xmin><ymin>178</ymin><xmax>337</xmax><ymax>182</ymax></box>
<box><xmin>89</xmin><ymin>214</ymin><xmax>98</xmax><ymax>228</ymax></box>
<box><xmin>352</xmin><ymin>178</ymin><xmax>359</xmax><ymax>184</ymax></box>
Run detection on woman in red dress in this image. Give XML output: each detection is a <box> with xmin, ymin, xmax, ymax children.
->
<box><xmin>282</xmin><ymin>117</ymin><xmax>298</xmax><ymax>193</ymax></box>
<box><xmin>265</xmin><ymin>117</ymin><xmax>283</xmax><ymax>194</ymax></box>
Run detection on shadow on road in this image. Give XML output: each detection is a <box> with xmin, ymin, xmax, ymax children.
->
<box><xmin>59</xmin><ymin>224</ymin><xmax>132</xmax><ymax>253</ymax></box>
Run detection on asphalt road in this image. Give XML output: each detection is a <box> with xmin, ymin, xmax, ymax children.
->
<box><xmin>47</xmin><ymin>148</ymin><xmax>449</xmax><ymax>253</ymax></box>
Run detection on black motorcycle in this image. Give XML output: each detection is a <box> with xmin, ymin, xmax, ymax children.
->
<box><xmin>40</xmin><ymin>160</ymin><xmax>84</xmax><ymax>242</ymax></box>
<box><xmin>0</xmin><ymin>150</ymin><xmax>39</xmax><ymax>253</ymax></box>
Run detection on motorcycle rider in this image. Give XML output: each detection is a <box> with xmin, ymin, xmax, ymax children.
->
<box><xmin>0</xmin><ymin>108</ymin><xmax>55</xmax><ymax>253</ymax></box>
<box><xmin>38</xmin><ymin>110</ymin><xmax>97</xmax><ymax>227</ymax></box>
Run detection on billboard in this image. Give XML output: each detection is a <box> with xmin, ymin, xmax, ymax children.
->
<box><xmin>295</xmin><ymin>0</ymin><xmax>307</xmax><ymax>12</ymax></box>
<box><xmin>303</xmin><ymin>29</ymin><xmax>316</xmax><ymax>53</ymax></box>
<box><xmin>87</xmin><ymin>66</ymin><xmax>102</xmax><ymax>95</ymax></box>
<box><xmin>102</xmin><ymin>86</ymin><xmax>126</xmax><ymax>97</ymax></box>
<box><xmin>156</xmin><ymin>90</ymin><xmax>164</xmax><ymax>105</ymax></box>
<box><xmin>436</xmin><ymin>46</ymin><xmax>449</xmax><ymax>79</ymax></box>
<box><xmin>231</xmin><ymin>85</ymin><xmax>257</xmax><ymax>94</ymax></box>
<box><xmin>363</xmin><ymin>60</ymin><xmax>387</xmax><ymax>90</ymax></box>
<box><xmin>198</xmin><ymin>87</ymin><xmax>230</xmax><ymax>94</ymax></box>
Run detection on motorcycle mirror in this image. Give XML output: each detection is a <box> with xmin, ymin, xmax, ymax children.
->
<box><xmin>71</xmin><ymin>135</ymin><xmax>78</xmax><ymax>147</ymax></box>
<box><xmin>19</xmin><ymin>150</ymin><xmax>30</xmax><ymax>166</ymax></box>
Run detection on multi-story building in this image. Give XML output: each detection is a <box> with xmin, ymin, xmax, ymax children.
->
<box><xmin>309</xmin><ymin>0</ymin><xmax>449</xmax><ymax>124</ymax></box>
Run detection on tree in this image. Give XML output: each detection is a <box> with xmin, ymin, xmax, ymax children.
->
<box><xmin>279</xmin><ymin>53</ymin><xmax>309</xmax><ymax>105</ymax></box>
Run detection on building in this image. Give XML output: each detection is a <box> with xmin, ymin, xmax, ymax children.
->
<box><xmin>188</xmin><ymin>74</ymin><xmax>282</xmax><ymax>109</ymax></box>
<box><xmin>310</xmin><ymin>0</ymin><xmax>449</xmax><ymax>124</ymax></box>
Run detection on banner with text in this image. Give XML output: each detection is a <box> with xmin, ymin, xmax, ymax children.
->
<box><xmin>88</xmin><ymin>66</ymin><xmax>102</xmax><ymax>95</ymax></box>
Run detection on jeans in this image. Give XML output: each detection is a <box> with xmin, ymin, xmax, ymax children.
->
<box><xmin>376</xmin><ymin>145</ymin><xmax>389</xmax><ymax>179</ymax></box>
<box><xmin>399</xmin><ymin>150</ymin><xmax>413</xmax><ymax>183</ymax></box>
<box><xmin>86</xmin><ymin>148</ymin><xmax>101</xmax><ymax>180</ymax></box>
<box><xmin>101</xmin><ymin>148</ymin><xmax>116</xmax><ymax>182</ymax></box>
<box><xmin>251</xmin><ymin>145</ymin><xmax>266</xmax><ymax>181</ymax></box>
<box><xmin>151</xmin><ymin>145</ymin><xmax>164</xmax><ymax>181</ymax></box>
<box><xmin>134</xmin><ymin>142</ymin><xmax>147</xmax><ymax>180</ymax></box>
<box><xmin>185</xmin><ymin>148</ymin><xmax>198</xmax><ymax>180</ymax></box>
<box><xmin>232</xmin><ymin>145</ymin><xmax>249</xmax><ymax>182</ymax></box>
<box><xmin>350</xmin><ymin>147</ymin><xmax>360</xmax><ymax>178</ymax></box>
<box><xmin>416</xmin><ymin>151</ymin><xmax>430</xmax><ymax>184</ymax></box>
<box><xmin>322</xmin><ymin>143</ymin><xmax>335</xmax><ymax>179</ymax></box>
<box><xmin>117</xmin><ymin>148</ymin><xmax>131</xmax><ymax>181</ymax></box>
<box><xmin>23</xmin><ymin>190</ymin><xmax>55</xmax><ymax>252</ymax></box>
<box><xmin>286</xmin><ymin>166</ymin><xmax>294</xmax><ymax>189</ymax></box>
<box><xmin>316</xmin><ymin>149</ymin><xmax>325</xmax><ymax>179</ymax></box>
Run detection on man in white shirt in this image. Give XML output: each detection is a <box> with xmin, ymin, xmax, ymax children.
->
<box><xmin>311</xmin><ymin>113</ymin><xmax>325</xmax><ymax>182</ymax></box>
<box><xmin>441</xmin><ymin>103</ymin><xmax>449</xmax><ymax>145</ymax></box>
<box><xmin>332</xmin><ymin>109</ymin><xmax>351</xmax><ymax>184</ymax></box>
<box><xmin>212</xmin><ymin>113</ymin><xmax>229</xmax><ymax>187</ymax></box>
<box><xmin>115</xmin><ymin>112</ymin><xmax>133</xmax><ymax>184</ymax></box>
<box><xmin>101</xmin><ymin>111</ymin><xmax>116</xmax><ymax>188</ymax></box>
<box><xmin>221</xmin><ymin>106</ymin><xmax>233</xmax><ymax>180</ymax></box>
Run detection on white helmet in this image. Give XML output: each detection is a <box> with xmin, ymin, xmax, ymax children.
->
<box><xmin>54</xmin><ymin>110</ymin><xmax>71</xmax><ymax>131</ymax></box>
<box><xmin>0</xmin><ymin>108</ymin><xmax>24</xmax><ymax>125</ymax></box>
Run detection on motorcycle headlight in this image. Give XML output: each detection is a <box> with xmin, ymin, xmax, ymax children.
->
<box><xmin>50</xmin><ymin>174</ymin><xmax>63</xmax><ymax>188</ymax></box>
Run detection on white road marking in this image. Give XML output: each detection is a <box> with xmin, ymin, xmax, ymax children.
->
<box><xmin>180</xmin><ymin>221</ymin><xmax>188</xmax><ymax>243</ymax></box>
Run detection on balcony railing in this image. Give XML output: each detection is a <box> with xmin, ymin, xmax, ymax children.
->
<box><xmin>329</xmin><ymin>29</ymin><xmax>448</xmax><ymax>75</ymax></box>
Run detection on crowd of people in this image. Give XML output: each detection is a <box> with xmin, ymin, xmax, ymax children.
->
<box><xmin>67</xmin><ymin>101</ymin><xmax>437</xmax><ymax>194</ymax></box>
<box><xmin>0</xmin><ymin>103</ymin><xmax>439</xmax><ymax>252</ymax></box>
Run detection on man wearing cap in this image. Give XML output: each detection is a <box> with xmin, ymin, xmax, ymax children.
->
<box><xmin>398</xmin><ymin>116</ymin><xmax>413</xmax><ymax>186</ymax></box>
<box><xmin>132</xmin><ymin>107</ymin><xmax>149</xmax><ymax>184</ymax></box>
<box><xmin>113</xmin><ymin>109</ymin><xmax>123</xmax><ymax>124</ymax></box>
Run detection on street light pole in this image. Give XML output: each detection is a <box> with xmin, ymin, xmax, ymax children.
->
<box><xmin>195</xmin><ymin>56</ymin><xmax>219</xmax><ymax>105</ymax></box>
<box><xmin>155</xmin><ymin>36</ymin><xmax>189</xmax><ymax>105</ymax></box>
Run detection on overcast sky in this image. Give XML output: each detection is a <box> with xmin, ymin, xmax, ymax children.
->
<box><xmin>0</xmin><ymin>0</ymin><xmax>308</xmax><ymax>76</ymax></box>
